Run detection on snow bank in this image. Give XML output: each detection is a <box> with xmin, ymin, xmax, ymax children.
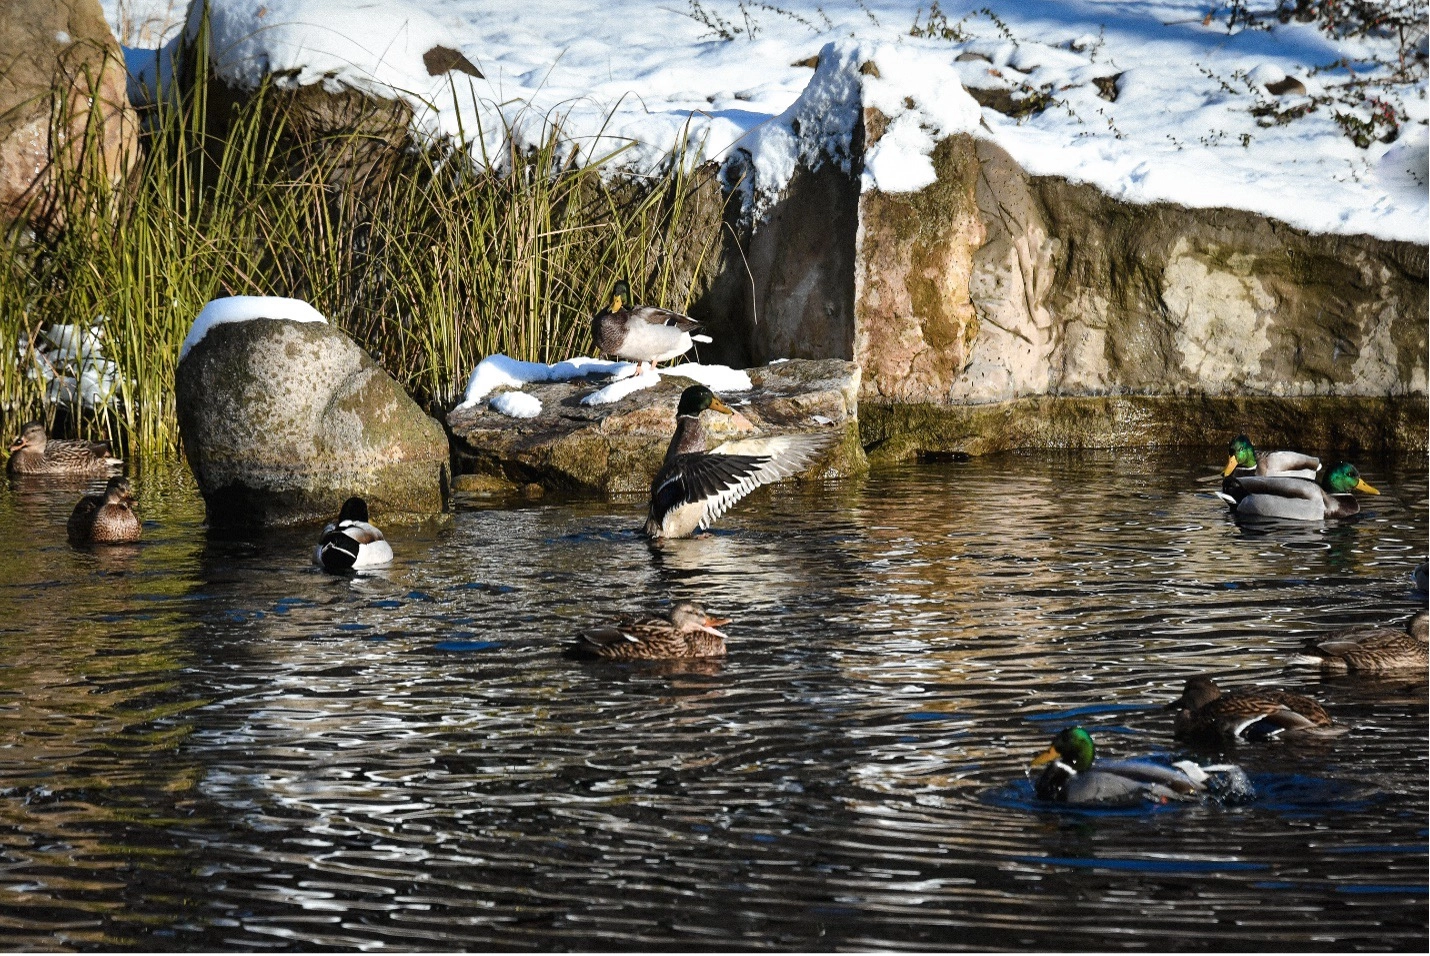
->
<box><xmin>180</xmin><ymin>296</ymin><xmax>328</xmax><ymax>361</ymax></box>
<box><xmin>110</xmin><ymin>1</ymin><xmax>1427</xmax><ymax>243</ymax></box>
<box><xmin>581</xmin><ymin>369</ymin><xmax>661</xmax><ymax>406</ymax></box>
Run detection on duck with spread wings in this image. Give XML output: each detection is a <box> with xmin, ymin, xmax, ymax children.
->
<box><xmin>644</xmin><ymin>385</ymin><xmax>832</xmax><ymax>539</ymax></box>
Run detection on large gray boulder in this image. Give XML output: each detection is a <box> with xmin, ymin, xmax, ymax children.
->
<box><xmin>176</xmin><ymin>318</ymin><xmax>449</xmax><ymax>528</ymax></box>
<box><xmin>446</xmin><ymin>359</ymin><xmax>864</xmax><ymax>494</ymax></box>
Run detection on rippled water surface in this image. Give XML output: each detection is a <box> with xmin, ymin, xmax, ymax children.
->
<box><xmin>0</xmin><ymin>451</ymin><xmax>1425</xmax><ymax>951</ymax></box>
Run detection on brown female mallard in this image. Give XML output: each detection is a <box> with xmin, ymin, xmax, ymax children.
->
<box><xmin>67</xmin><ymin>477</ymin><xmax>140</xmax><ymax>544</ymax></box>
<box><xmin>645</xmin><ymin>384</ymin><xmax>832</xmax><ymax>539</ymax></box>
<box><xmin>571</xmin><ymin>601</ymin><xmax>731</xmax><ymax>660</ymax></box>
<box><xmin>8</xmin><ymin>421</ymin><xmax>123</xmax><ymax>477</ymax></box>
<box><xmin>1165</xmin><ymin>676</ymin><xmax>1336</xmax><ymax>741</ymax></box>
<box><xmin>591</xmin><ymin>279</ymin><xmax>710</xmax><ymax>373</ymax></box>
<box><xmin>1288</xmin><ymin>610</ymin><xmax>1428</xmax><ymax>674</ymax></box>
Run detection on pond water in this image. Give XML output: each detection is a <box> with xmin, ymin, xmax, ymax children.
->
<box><xmin>0</xmin><ymin>451</ymin><xmax>1425</xmax><ymax>951</ymax></box>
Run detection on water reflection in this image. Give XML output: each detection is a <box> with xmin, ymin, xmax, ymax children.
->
<box><xmin>0</xmin><ymin>451</ymin><xmax>1422</xmax><ymax>949</ymax></box>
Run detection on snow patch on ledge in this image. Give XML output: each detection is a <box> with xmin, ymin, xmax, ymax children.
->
<box><xmin>180</xmin><ymin>296</ymin><xmax>327</xmax><ymax>362</ymax></box>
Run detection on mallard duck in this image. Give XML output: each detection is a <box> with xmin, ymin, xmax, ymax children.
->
<box><xmin>1165</xmin><ymin>676</ymin><xmax>1336</xmax><ymax>741</ymax></box>
<box><xmin>1288</xmin><ymin>610</ymin><xmax>1428</xmax><ymax>674</ymax></box>
<box><xmin>1029</xmin><ymin>726</ymin><xmax>1245</xmax><ymax>806</ymax></box>
<box><xmin>570</xmin><ymin>601</ymin><xmax>731</xmax><ymax>660</ymax></box>
<box><xmin>313</xmin><ymin>497</ymin><xmax>392</xmax><ymax>573</ymax></box>
<box><xmin>67</xmin><ymin>476</ymin><xmax>140</xmax><ymax>544</ymax></box>
<box><xmin>645</xmin><ymin>384</ymin><xmax>833</xmax><ymax>539</ymax></box>
<box><xmin>1222</xmin><ymin>434</ymin><xmax>1320</xmax><ymax>479</ymax></box>
<box><xmin>591</xmin><ymin>279</ymin><xmax>711</xmax><ymax>372</ymax></box>
<box><xmin>1216</xmin><ymin>461</ymin><xmax>1379</xmax><ymax>520</ymax></box>
<box><xmin>8</xmin><ymin>421</ymin><xmax>123</xmax><ymax>477</ymax></box>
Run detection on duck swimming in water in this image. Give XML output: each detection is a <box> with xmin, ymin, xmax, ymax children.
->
<box><xmin>8</xmin><ymin>421</ymin><xmax>122</xmax><ymax>477</ymax></box>
<box><xmin>1165</xmin><ymin>676</ymin><xmax>1338</xmax><ymax>741</ymax></box>
<box><xmin>1217</xmin><ymin>461</ymin><xmax>1379</xmax><ymax>520</ymax></box>
<box><xmin>67</xmin><ymin>476</ymin><xmax>140</xmax><ymax>544</ymax></box>
<box><xmin>591</xmin><ymin>279</ymin><xmax>711</xmax><ymax>373</ymax></box>
<box><xmin>1028</xmin><ymin>726</ymin><xmax>1246</xmax><ymax>806</ymax></box>
<box><xmin>1221</xmin><ymin>434</ymin><xmax>1320</xmax><ymax>480</ymax></box>
<box><xmin>571</xmin><ymin>601</ymin><xmax>731</xmax><ymax>660</ymax></box>
<box><xmin>644</xmin><ymin>384</ymin><xmax>832</xmax><ymax>539</ymax></box>
<box><xmin>314</xmin><ymin>497</ymin><xmax>392</xmax><ymax>573</ymax></box>
<box><xmin>1288</xmin><ymin>610</ymin><xmax>1428</xmax><ymax>675</ymax></box>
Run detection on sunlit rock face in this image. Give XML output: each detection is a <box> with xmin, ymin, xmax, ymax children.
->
<box><xmin>176</xmin><ymin>318</ymin><xmax>449</xmax><ymax>528</ymax></box>
<box><xmin>700</xmin><ymin>52</ymin><xmax>1425</xmax><ymax>456</ymax></box>
<box><xmin>0</xmin><ymin>0</ymin><xmax>138</xmax><ymax>230</ymax></box>
<box><xmin>445</xmin><ymin>359</ymin><xmax>863</xmax><ymax>495</ymax></box>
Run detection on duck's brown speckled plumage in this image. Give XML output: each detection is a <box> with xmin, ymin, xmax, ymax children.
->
<box><xmin>67</xmin><ymin>477</ymin><xmax>140</xmax><ymax>544</ymax></box>
<box><xmin>571</xmin><ymin>602</ymin><xmax>730</xmax><ymax>660</ymax></box>
<box><xmin>1290</xmin><ymin>610</ymin><xmax>1429</xmax><ymax>674</ymax></box>
<box><xmin>8</xmin><ymin>422</ymin><xmax>122</xmax><ymax>477</ymax></box>
<box><xmin>1167</xmin><ymin>676</ymin><xmax>1335</xmax><ymax>741</ymax></box>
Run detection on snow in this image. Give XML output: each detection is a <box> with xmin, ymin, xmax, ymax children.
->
<box><xmin>659</xmin><ymin>364</ymin><xmax>753</xmax><ymax>393</ymax></box>
<box><xmin>24</xmin><ymin>319</ymin><xmax>126</xmax><ymax>409</ymax></box>
<box><xmin>180</xmin><ymin>296</ymin><xmax>328</xmax><ymax>361</ymax></box>
<box><xmin>581</xmin><ymin>370</ymin><xmax>661</xmax><ymax>406</ymax></box>
<box><xmin>456</xmin><ymin>354</ymin><xmax>633</xmax><ymax>408</ymax></box>
<box><xmin>107</xmin><ymin>1</ymin><xmax>1428</xmax><ymax>243</ymax></box>
<box><xmin>489</xmin><ymin>390</ymin><xmax>543</xmax><ymax>418</ymax></box>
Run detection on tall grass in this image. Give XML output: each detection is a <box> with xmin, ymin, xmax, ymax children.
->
<box><xmin>0</xmin><ymin>29</ymin><xmax>725</xmax><ymax>461</ymax></box>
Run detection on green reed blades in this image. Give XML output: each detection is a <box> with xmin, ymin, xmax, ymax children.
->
<box><xmin>0</xmin><ymin>30</ymin><xmax>726</xmax><ymax>460</ymax></box>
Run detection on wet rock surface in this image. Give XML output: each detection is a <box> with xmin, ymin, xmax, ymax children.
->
<box><xmin>445</xmin><ymin>359</ymin><xmax>864</xmax><ymax>494</ymax></box>
<box><xmin>176</xmin><ymin>318</ymin><xmax>449</xmax><ymax>528</ymax></box>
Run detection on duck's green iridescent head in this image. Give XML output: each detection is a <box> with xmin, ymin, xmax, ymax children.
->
<box><xmin>610</xmin><ymin>279</ymin><xmax>631</xmax><ymax>312</ymax></box>
<box><xmin>1030</xmin><ymin>726</ymin><xmax>1095</xmax><ymax>772</ymax></box>
<box><xmin>1324</xmin><ymin>462</ymin><xmax>1379</xmax><ymax>496</ymax></box>
<box><xmin>675</xmin><ymin>384</ymin><xmax>733</xmax><ymax>418</ymax></box>
<box><xmin>1223</xmin><ymin>434</ymin><xmax>1257</xmax><ymax>476</ymax></box>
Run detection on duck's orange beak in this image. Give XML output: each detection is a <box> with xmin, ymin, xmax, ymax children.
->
<box><xmin>1355</xmin><ymin>478</ymin><xmax>1379</xmax><ymax>495</ymax></box>
<box><xmin>1221</xmin><ymin>455</ymin><xmax>1239</xmax><ymax>477</ymax></box>
<box><xmin>1029</xmin><ymin>745</ymin><xmax>1060</xmax><ymax>768</ymax></box>
<box><xmin>708</xmin><ymin>396</ymin><xmax>734</xmax><ymax>415</ymax></box>
<box><xmin>704</xmin><ymin>616</ymin><xmax>731</xmax><ymax>628</ymax></box>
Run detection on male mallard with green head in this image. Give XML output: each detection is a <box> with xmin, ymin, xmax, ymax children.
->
<box><xmin>571</xmin><ymin>601</ymin><xmax>731</xmax><ymax>660</ymax></box>
<box><xmin>1165</xmin><ymin>676</ymin><xmax>1337</xmax><ymax>741</ymax></box>
<box><xmin>1029</xmin><ymin>726</ymin><xmax>1246</xmax><ymax>806</ymax></box>
<box><xmin>67</xmin><ymin>476</ymin><xmax>140</xmax><ymax>544</ymax></box>
<box><xmin>1222</xmin><ymin>434</ymin><xmax>1320</xmax><ymax>479</ymax></box>
<box><xmin>645</xmin><ymin>384</ymin><xmax>832</xmax><ymax>539</ymax></box>
<box><xmin>591</xmin><ymin>279</ymin><xmax>711</xmax><ymax>373</ymax></box>
<box><xmin>1288</xmin><ymin>609</ymin><xmax>1428</xmax><ymax>674</ymax></box>
<box><xmin>8</xmin><ymin>421</ymin><xmax>123</xmax><ymax>477</ymax></box>
<box><xmin>313</xmin><ymin>497</ymin><xmax>393</xmax><ymax>573</ymax></box>
<box><xmin>1217</xmin><ymin>461</ymin><xmax>1379</xmax><ymax>520</ymax></box>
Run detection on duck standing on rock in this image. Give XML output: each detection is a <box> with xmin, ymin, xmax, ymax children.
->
<box><xmin>645</xmin><ymin>385</ymin><xmax>832</xmax><ymax>539</ymax></box>
<box><xmin>67</xmin><ymin>477</ymin><xmax>140</xmax><ymax>544</ymax></box>
<box><xmin>1028</xmin><ymin>727</ymin><xmax>1247</xmax><ymax>806</ymax></box>
<box><xmin>8</xmin><ymin>421</ymin><xmax>123</xmax><ymax>477</ymax></box>
<box><xmin>314</xmin><ymin>497</ymin><xmax>392</xmax><ymax>573</ymax></box>
<box><xmin>1288</xmin><ymin>610</ymin><xmax>1429</xmax><ymax>675</ymax></box>
<box><xmin>1217</xmin><ymin>461</ymin><xmax>1379</xmax><ymax>520</ymax></box>
<box><xmin>1165</xmin><ymin>676</ymin><xmax>1339</xmax><ymax>741</ymax></box>
<box><xmin>591</xmin><ymin>279</ymin><xmax>711</xmax><ymax>373</ymax></box>
<box><xmin>570</xmin><ymin>601</ymin><xmax>731</xmax><ymax>660</ymax></box>
<box><xmin>1222</xmin><ymin>434</ymin><xmax>1320</xmax><ymax>479</ymax></box>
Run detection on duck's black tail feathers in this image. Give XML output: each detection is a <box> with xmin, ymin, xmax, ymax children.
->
<box><xmin>317</xmin><ymin>530</ymin><xmax>360</xmax><ymax>572</ymax></box>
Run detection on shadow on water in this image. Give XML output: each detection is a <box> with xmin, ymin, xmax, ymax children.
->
<box><xmin>0</xmin><ymin>450</ymin><xmax>1423</xmax><ymax>949</ymax></box>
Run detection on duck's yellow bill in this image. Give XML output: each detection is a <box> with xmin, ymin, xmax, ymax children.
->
<box><xmin>1356</xmin><ymin>479</ymin><xmax>1379</xmax><ymax>495</ymax></box>
<box><xmin>1029</xmin><ymin>746</ymin><xmax>1060</xmax><ymax>768</ymax></box>
<box><xmin>709</xmin><ymin>396</ymin><xmax>734</xmax><ymax>415</ymax></box>
<box><xmin>1221</xmin><ymin>455</ymin><xmax>1239</xmax><ymax>477</ymax></box>
<box><xmin>610</xmin><ymin>294</ymin><xmax>624</xmax><ymax>311</ymax></box>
